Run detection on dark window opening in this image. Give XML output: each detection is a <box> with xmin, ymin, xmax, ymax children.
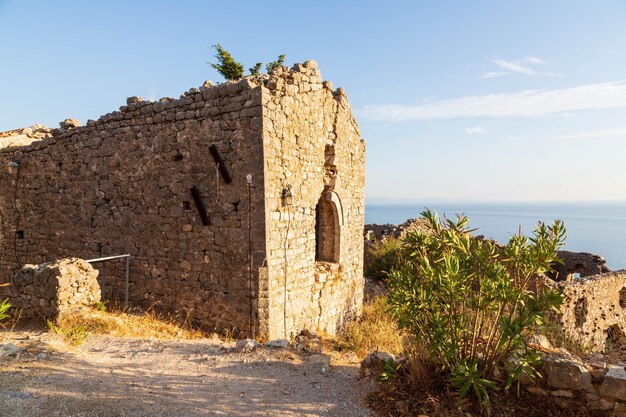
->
<box><xmin>605</xmin><ymin>324</ymin><xmax>625</xmax><ymax>351</ymax></box>
<box><xmin>574</xmin><ymin>297</ymin><xmax>587</xmax><ymax>328</ymax></box>
<box><xmin>173</xmin><ymin>154</ymin><xmax>183</xmax><ymax>162</ymax></box>
<box><xmin>619</xmin><ymin>287</ymin><xmax>626</xmax><ymax>309</ymax></box>
<box><xmin>15</xmin><ymin>230</ymin><xmax>24</xmax><ymax>239</ymax></box>
<box><xmin>182</xmin><ymin>201</ymin><xmax>192</xmax><ymax>211</ymax></box>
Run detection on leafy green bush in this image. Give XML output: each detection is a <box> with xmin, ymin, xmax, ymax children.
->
<box><xmin>0</xmin><ymin>298</ymin><xmax>10</xmax><ymax>324</ymax></box>
<box><xmin>266</xmin><ymin>54</ymin><xmax>285</xmax><ymax>73</ymax></box>
<box><xmin>364</xmin><ymin>236</ymin><xmax>403</xmax><ymax>280</ymax></box>
<box><xmin>388</xmin><ymin>210</ymin><xmax>565</xmax><ymax>408</ymax></box>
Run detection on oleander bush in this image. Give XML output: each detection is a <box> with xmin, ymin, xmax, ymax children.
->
<box><xmin>387</xmin><ymin>210</ymin><xmax>566</xmax><ymax>410</ymax></box>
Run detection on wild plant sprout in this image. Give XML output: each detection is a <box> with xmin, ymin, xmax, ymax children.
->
<box><xmin>387</xmin><ymin>210</ymin><xmax>565</xmax><ymax>409</ymax></box>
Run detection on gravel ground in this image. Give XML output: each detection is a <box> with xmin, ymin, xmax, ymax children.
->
<box><xmin>0</xmin><ymin>331</ymin><xmax>375</xmax><ymax>417</ymax></box>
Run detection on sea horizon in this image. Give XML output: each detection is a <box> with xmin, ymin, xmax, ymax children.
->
<box><xmin>365</xmin><ymin>199</ymin><xmax>626</xmax><ymax>270</ymax></box>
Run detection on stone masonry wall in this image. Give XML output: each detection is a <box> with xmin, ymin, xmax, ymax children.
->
<box><xmin>8</xmin><ymin>258</ymin><xmax>101</xmax><ymax>320</ymax></box>
<box><xmin>554</xmin><ymin>271</ymin><xmax>626</xmax><ymax>351</ymax></box>
<box><xmin>260</xmin><ymin>61</ymin><xmax>366</xmax><ymax>338</ymax></box>
<box><xmin>0</xmin><ymin>79</ymin><xmax>267</xmax><ymax>334</ymax></box>
<box><xmin>0</xmin><ymin>61</ymin><xmax>366</xmax><ymax>339</ymax></box>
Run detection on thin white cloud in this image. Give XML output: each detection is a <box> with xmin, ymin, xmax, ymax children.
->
<box><xmin>480</xmin><ymin>71</ymin><xmax>509</xmax><ymax>79</ymax></box>
<box><xmin>358</xmin><ymin>81</ymin><xmax>626</xmax><ymax>121</ymax></box>
<box><xmin>523</xmin><ymin>56</ymin><xmax>545</xmax><ymax>65</ymax></box>
<box><xmin>494</xmin><ymin>59</ymin><xmax>536</xmax><ymax>76</ymax></box>
<box><xmin>548</xmin><ymin>128</ymin><xmax>626</xmax><ymax>140</ymax></box>
<box><xmin>481</xmin><ymin>56</ymin><xmax>561</xmax><ymax>78</ymax></box>
<box><xmin>465</xmin><ymin>125</ymin><xmax>487</xmax><ymax>134</ymax></box>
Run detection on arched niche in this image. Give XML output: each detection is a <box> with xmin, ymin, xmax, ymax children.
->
<box><xmin>315</xmin><ymin>191</ymin><xmax>343</xmax><ymax>263</ymax></box>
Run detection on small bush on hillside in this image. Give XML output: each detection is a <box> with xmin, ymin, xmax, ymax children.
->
<box><xmin>388</xmin><ymin>210</ymin><xmax>565</xmax><ymax>410</ymax></box>
<box><xmin>364</xmin><ymin>237</ymin><xmax>403</xmax><ymax>280</ymax></box>
<box><xmin>209</xmin><ymin>44</ymin><xmax>286</xmax><ymax>80</ymax></box>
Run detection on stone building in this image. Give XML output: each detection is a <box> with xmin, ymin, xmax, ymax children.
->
<box><xmin>0</xmin><ymin>60</ymin><xmax>366</xmax><ymax>339</ymax></box>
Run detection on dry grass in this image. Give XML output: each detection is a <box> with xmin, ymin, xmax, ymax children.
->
<box><xmin>538</xmin><ymin>319</ymin><xmax>591</xmax><ymax>355</ymax></box>
<box><xmin>53</xmin><ymin>304</ymin><xmax>208</xmax><ymax>341</ymax></box>
<box><xmin>334</xmin><ymin>296</ymin><xmax>404</xmax><ymax>358</ymax></box>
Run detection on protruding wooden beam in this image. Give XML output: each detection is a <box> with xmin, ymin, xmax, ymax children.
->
<box><xmin>209</xmin><ymin>145</ymin><xmax>233</xmax><ymax>184</ymax></box>
<box><xmin>189</xmin><ymin>186</ymin><xmax>210</xmax><ymax>226</ymax></box>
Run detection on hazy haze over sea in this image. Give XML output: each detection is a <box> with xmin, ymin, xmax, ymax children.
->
<box><xmin>365</xmin><ymin>200</ymin><xmax>626</xmax><ymax>270</ymax></box>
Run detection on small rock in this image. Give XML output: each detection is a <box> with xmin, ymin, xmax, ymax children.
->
<box><xmin>0</xmin><ymin>343</ymin><xmax>22</xmax><ymax>358</ymax></box>
<box><xmin>591</xmin><ymin>368</ymin><xmax>606</xmax><ymax>383</ymax></box>
<box><xmin>527</xmin><ymin>334</ymin><xmax>553</xmax><ymax>350</ymax></box>
<box><xmin>544</xmin><ymin>353</ymin><xmax>592</xmax><ymax>391</ymax></box>
<box><xmin>303</xmin><ymin>338</ymin><xmax>323</xmax><ymax>354</ymax></box>
<box><xmin>299</xmin><ymin>329</ymin><xmax>317</xmax><ymax>339</ymax></box>
<box><xmin>263</xmin><ymin>339</ymin><xmax>289</xmax><ymax>349</ymax></box>
<box><xmin>126</xmin><ymin>96</ymin><xmax>143</xmax><ymax>105</ymax></box>
<box><xmin>59</xmin><ymin>118</ymin><xmax>80</xmax><ymax>130</ymax></box>
<box><xmin>599</xmin><ymin>365</ymin><xmax>626</xmax><ymax>399</ymax></box>
<box><xmin>202</xmin><ymin>80</ymin><xmax>214</xmax><ymax>88</ymax></box>
<box><xmin>235</xmin><ymin>339</ymin><xmax>259</xmax><ymax>353</ymax></box>
<box><xmin>587</xmin><ymin>398</ymin><xmax>614</xmax><ymax>411</ymax></box>
<box><xmin>550</xmin><ymin>389</ymin><xmax>574</xmax><ymax>398</ymax></box>
<box><xmin>360</xmin><ymin>351</ymin><xmax>396</xmax><ymax>377</ymax></box>
<box><xmin>35</xmin><ymin>352</ymin><xmax>47</xmax><ymax>360</ymax></box>
<box><xmin>302</xmin><ymin>60</ymin><xmax>318</xmax><ymax>69</ymax></box>
<box><xmin>527</xmin><ymin>386</ymin><xmax>548</xmax><ymax>396</ymax></box>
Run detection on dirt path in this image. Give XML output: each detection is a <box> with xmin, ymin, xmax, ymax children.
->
<box><xmin>0</xmin><ymin>332</ymin><xmax>375</xmax><ymax>417</ymax></box>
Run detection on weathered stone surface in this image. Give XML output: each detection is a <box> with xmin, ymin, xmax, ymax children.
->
<box><xmin>60</xmin><ymin>118</ymin><xmax>81</xmax><ymax>130</ymax></box>
<box><xmin>0</xmin><ymin>343</ymin><xmax>22</xmax><ymax>358</ymax></box>
<box><xmin>7</xmin><ymin>258</ymin><xmax>100</xmax><ymax>320</ymax></box>
<box><xmin>263</xmin><ymin>339</ymin><xmax>289</xmax><ymax>348</ymax></box>
<box><xmin>235</xmin><ymin>339</ymin><xmax>259</xmax><ymax>352</ymax></box>
<box><xmin>527</xmin><ymin>334</ymin><xmax>553</xmax><ymax>351</ymax></box>
<box><xmin>0</xmin><ymin>124</ymin><xmax>52</xmax><ymax>149</ymax></box>
<box><xmin>600</xmin><ymin>365</ymin><xmax>626</xmax><ymax>399</ymax></box>
<box><xmin>587</xmin><ymin>398</ymin><xmax>614</xmax><ymax>411</ymax></box>
<box><xmin>544</xmin><ymin>354</ymin><xmax>592</xmax><ymax>391</ymax></box>
<box><xmin>553</xmin><ymin>271</ymin><xmax>626</xmax><ymax>351</ymax></box>
<box><xmin>360</xmin><ymin>351</ymin><xmax>396</xmax><ymax>377</ymax></box>
<box><xmin>0</xmin><ymin>61</ymin><xmax>365</xmax><ymax>340</ymax></box>
<box><xmin>549</xmin><ymin>250</ymin><xmax>611</xmax><ymax>281</ymax></box>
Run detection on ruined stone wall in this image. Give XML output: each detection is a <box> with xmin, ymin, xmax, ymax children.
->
<box><xmin>554</xmin><ymin>271</ymin><xmax>626</xmax><ymax>351</ymax></box>
<box><xmin>260</xmin><ymin>61</ymin><xmax>366</xmax><ymax>338</ymax></box>
<box><xmin>0</xmin><ymin>79</ymin><xmax>267</xmax><ymax>334</ymax></box>
<box><xmin>523</xmin><ymin>349</ymin><xmax>626</xmax><ymax>413</ymax></box>
<box><xmin>8</xmin><ymin>258</ymin><xmax>101</xmax><ymax>320</ymax></box>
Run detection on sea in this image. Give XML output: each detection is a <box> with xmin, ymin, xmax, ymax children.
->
<box><xmin>365</xmin><ymin>201</ymin><xmax>626</xmax><ymax>270</ymax></box>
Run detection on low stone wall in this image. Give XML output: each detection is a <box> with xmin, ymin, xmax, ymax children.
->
<box><xmin>554</xmin><ymin>271</ymin><xmax>626</xmax><ymax>351</ymax></box>
<box><xmin>6</xmin><ymin>258</ymin><xmax>101</xmax><ymax>320</ymax></box>
<box><xmin>525</xmin><ymin>350</ymin><xmax>626</xmax><ymax>415</ymax></box>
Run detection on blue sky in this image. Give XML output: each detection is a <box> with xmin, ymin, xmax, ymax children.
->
<box><xmin>2</xmin><ymin>1</ymin><xmax>626</xmax><ymax>202</ymax></box>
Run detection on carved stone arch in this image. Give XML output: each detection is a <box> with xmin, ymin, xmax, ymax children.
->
<box><xmin>315</xmin><ymin>190</ymin><xmax>342</xmax><ymax>263</ymax></box>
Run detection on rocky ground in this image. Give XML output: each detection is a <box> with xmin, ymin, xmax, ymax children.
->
<box><xmin>0</xmin><ymin>330</ymin><xmax>375</xmax><ymax>417</ymax></box>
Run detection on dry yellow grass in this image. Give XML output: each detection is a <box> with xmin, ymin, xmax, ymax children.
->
<box><xmin>54</xmin><ymin>305</ymin><xmax>207</xmax><ymax>341</ymax></box>
<box><xmin>334</xmin><ymin>296</ymin><xmax>404</xmax><ymax>358</ymax></box>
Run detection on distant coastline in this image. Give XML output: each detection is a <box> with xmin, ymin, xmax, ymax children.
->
<box><xmin>365</xmin><ymin>200</ymin><xmax>626</xmax><ymax>270</ymax></box>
